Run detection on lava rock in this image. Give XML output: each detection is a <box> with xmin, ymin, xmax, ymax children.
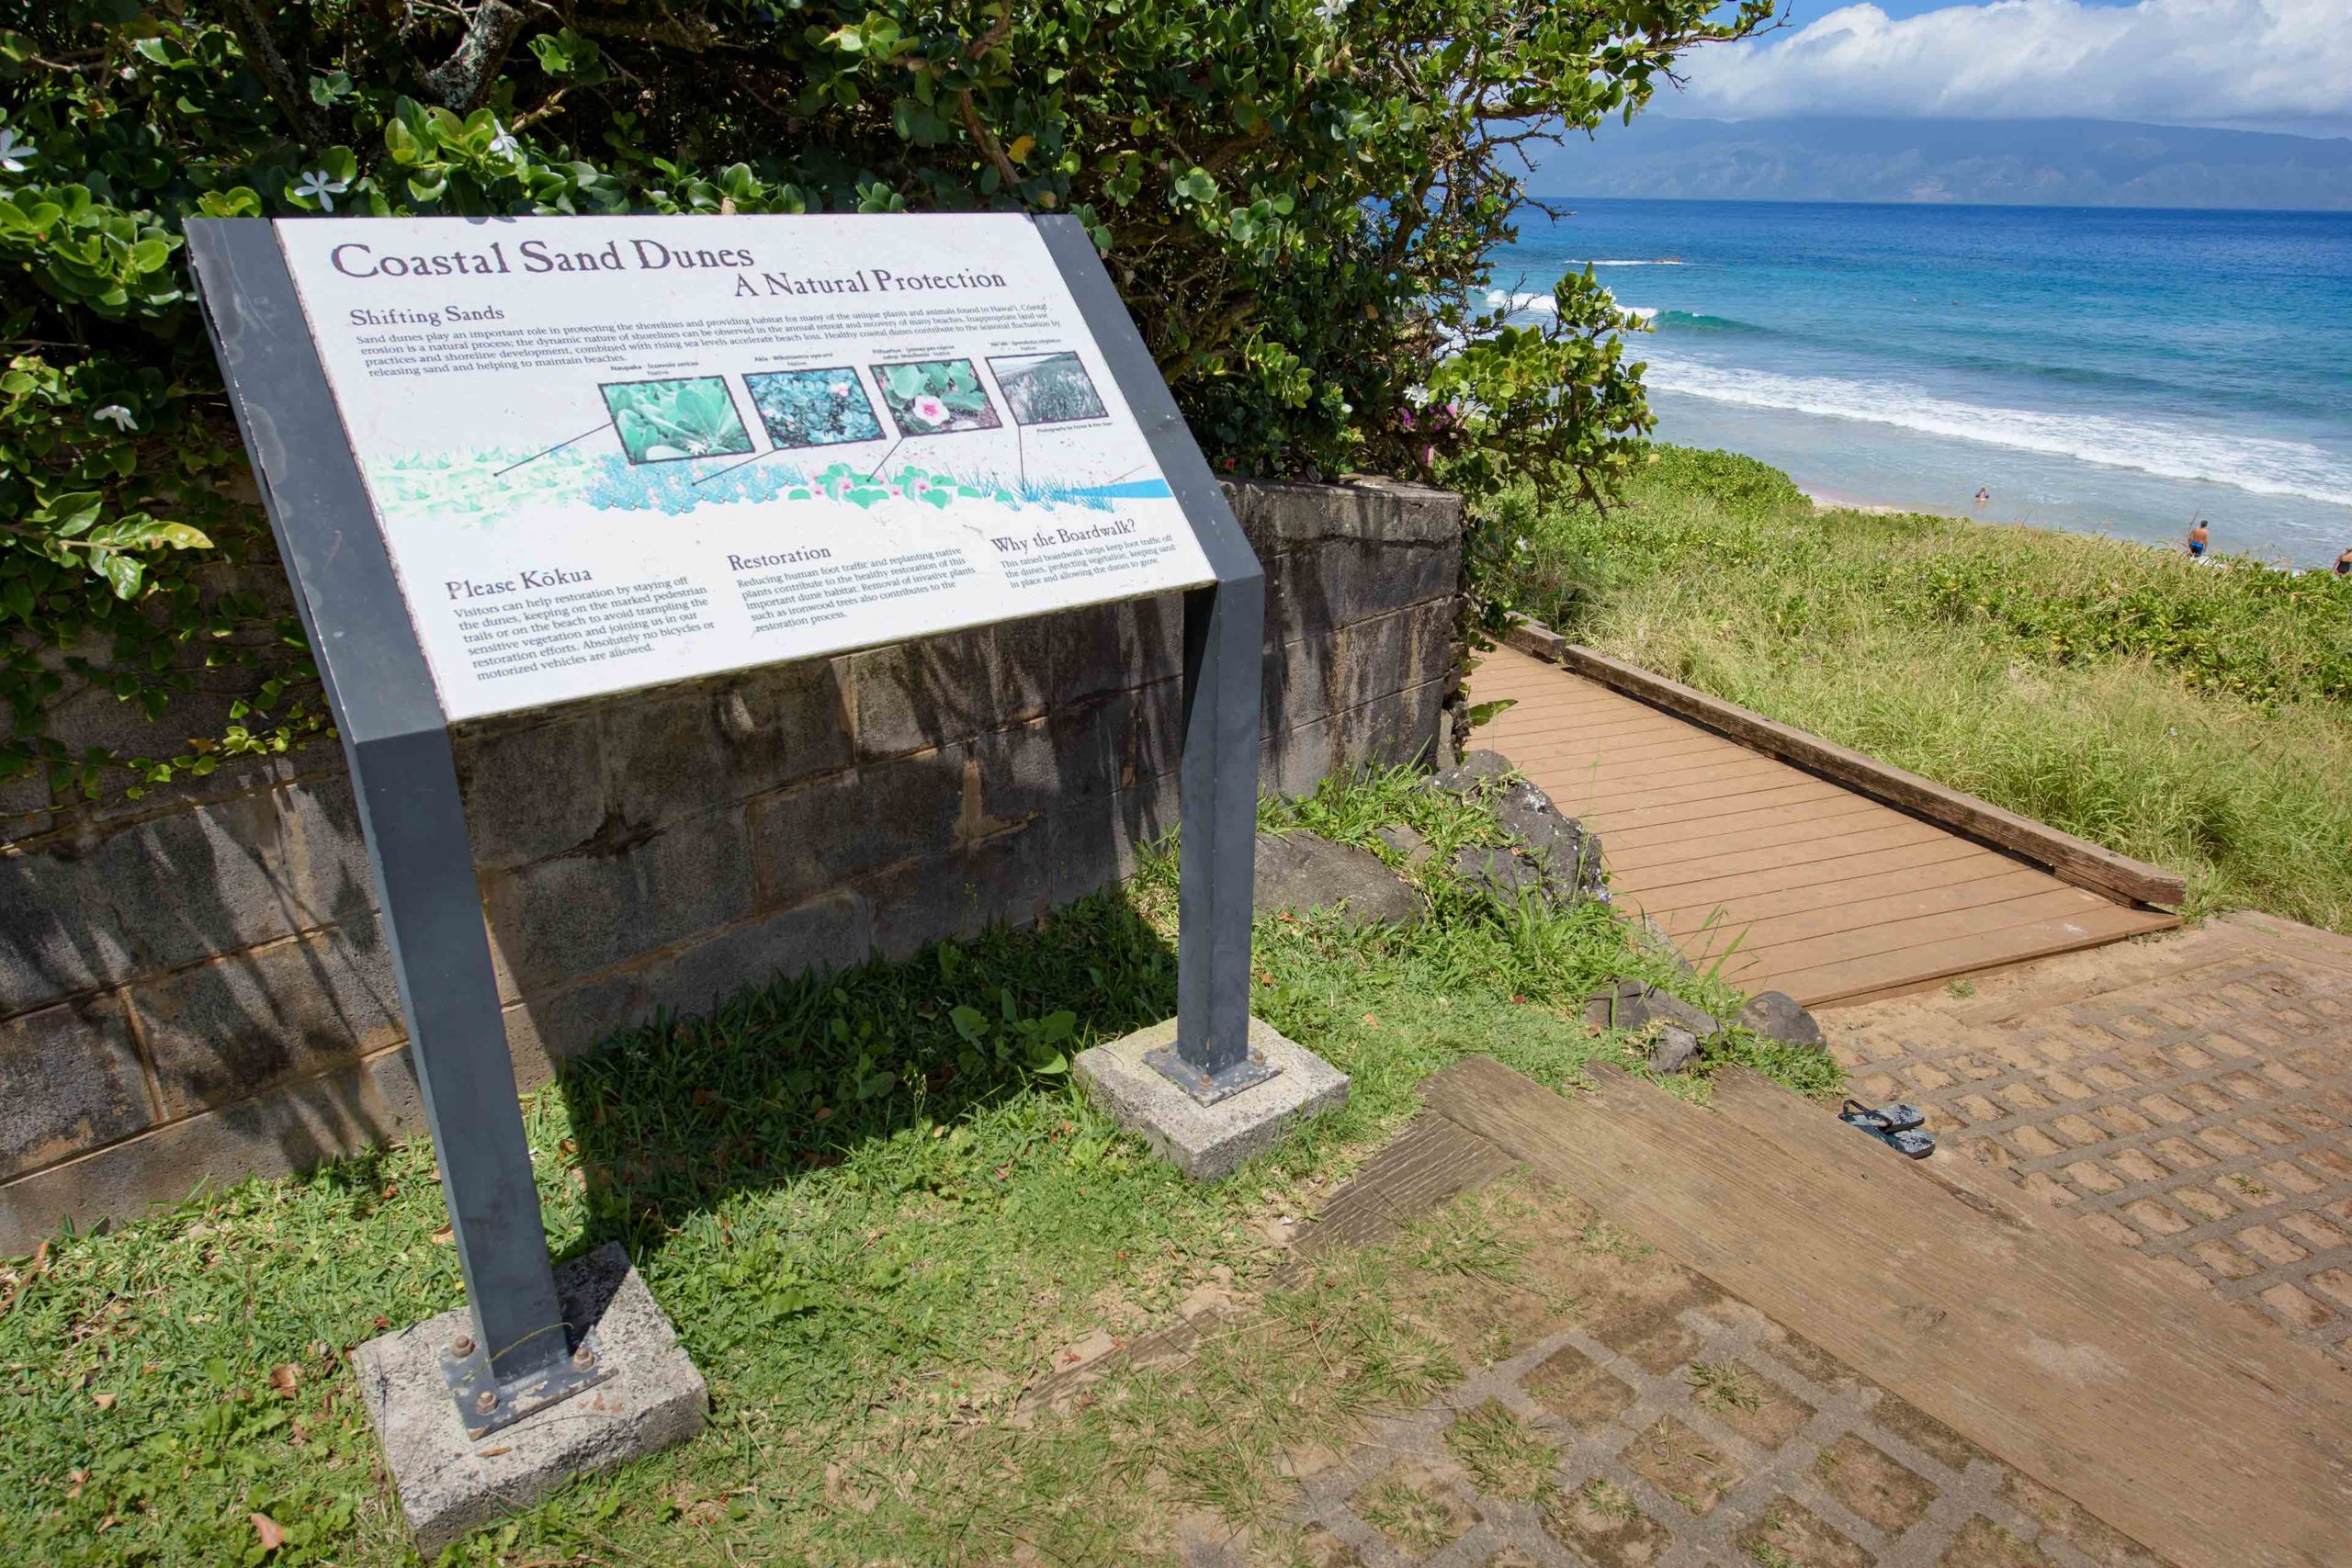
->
<box><xmin>1489</xmin><ymin>778</ymin><xmax>1606</xmax><ymax>903</ymax></box>
<box><xmin>1647</xmin><ymin>1024</ymin><xmax>1704</xmax><ymax>1075</ymax></box>
<box><xmin>1428</xmin><ymin>750</ymin><xmax>1514</xmax><ymax>795</ymax></box>
<box><xmin>1254</xmin><ymin>831</ymin><xmax>1426</xmax><ymax>928</ymax></box>
<box><xmin>1584</xmin><ymin>977</ymin><xmax>1724</xmax><ymax>1039</ymax></box>
<box><xmin>1374</xmin><ymin>823</ymin><xmax>1436</xmax><ymax>869</ymax></box>
<box><xmin>1736</xmin><ymin>990</ymin><xmax>1825</xmax><ymax>1048</ymax></box>
<box><xmin>1449</xmin><ymin>843</ymin><xmax>1550</xmax><ymax>903</ymax></box>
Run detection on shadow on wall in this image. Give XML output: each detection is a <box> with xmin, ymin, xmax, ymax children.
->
<box><xmin>0</xmin><ymin>773</ymin><xmax>410</xmax><ymax>1213</ymax></box>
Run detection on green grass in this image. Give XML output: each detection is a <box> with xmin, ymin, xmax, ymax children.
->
<box><xmin>1489</xmin><ymin>445</ymin><xmax>2352</xmax><ymax>931</ymax></box>
<box><xmin>0</xmin><ymin>768</ymin><xmax>1835</xmax><ymax>1566</ymax></box>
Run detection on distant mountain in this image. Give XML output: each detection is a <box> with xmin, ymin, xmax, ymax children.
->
<box><xmin>1523</xmin><ymin>118</ymin><xmax>2352</xmax><ymax>211</ymax></box>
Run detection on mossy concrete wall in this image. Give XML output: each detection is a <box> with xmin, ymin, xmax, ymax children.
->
<box><xmin>0</xmin><ymin>477</ymin><xmax>1462</xmax><ymax>1249</ymax></box>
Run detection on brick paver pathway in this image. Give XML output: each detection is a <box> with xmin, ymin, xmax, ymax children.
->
<box><xmin>1827</xmin><ymin>911</ymin><xmax>2352</xmax><ymax>1374</ymax></box>
<box><xmin>1276</xmin><ymin>1181</ymin><xmax>2163</xmax><ymax>1567</ymax></box>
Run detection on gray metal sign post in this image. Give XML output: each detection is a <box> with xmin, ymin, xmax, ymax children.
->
<box><xmin>185</xmin><ymin>213</ymin><xmax>1269</xmax><ymax>1439</ymax></box>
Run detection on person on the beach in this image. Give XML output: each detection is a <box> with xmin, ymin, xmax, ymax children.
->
<box><xmin>1973</xmin><ymin>486</ymin><xmax>1990</xmax><ymax>507</ymax></box>
<box><xmin>2188</xmin><ymin>519</ymin><xmax>2210</xmax><ymax>558</ymax></box>
<box><xmin>2336</xmin><ymin>547</ymin><xmax>2351</xmax><ymax>576</ymax></box>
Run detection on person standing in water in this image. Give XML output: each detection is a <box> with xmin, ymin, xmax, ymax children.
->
<box><xmin>2188</xmin><ymin>519</ymin><xmax>2210</xmax><ymax>558</ymax></box>
<box><xmin>1974</xmin><ymin>486</ymin><xmax>1991</xmax><ymax>507</ymax></box>
<box><xmin>2336</xmin><ymin>546</ymin><xmax>2351</xmax><ymax>576</ymax></box>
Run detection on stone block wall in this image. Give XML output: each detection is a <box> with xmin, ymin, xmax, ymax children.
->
<box><xmin>0</xmin><ymin>477</ymin><xmax>1463</xmax><ymax>1249</ymax></box>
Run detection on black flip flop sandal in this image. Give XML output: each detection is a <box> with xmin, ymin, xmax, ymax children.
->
<box><xmin>1838</xmin><ymin>1100</ymin><xmax>1936</xmax><ymax>1159</ymax></box>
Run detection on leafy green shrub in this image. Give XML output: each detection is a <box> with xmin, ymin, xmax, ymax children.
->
<box><xmin>0</xmin><ymin>0</ymin><xmax>1766</xmax><ymax>806</ymax></box>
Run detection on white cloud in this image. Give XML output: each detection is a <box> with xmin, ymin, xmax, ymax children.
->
<box><xmin>1668</xmin><ymin>0</ymin><xmax>2352</xmax><ymax>135</ymax></box>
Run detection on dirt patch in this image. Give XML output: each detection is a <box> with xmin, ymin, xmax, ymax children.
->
<box><xmin>1585</xmin><ymin>1264</ymin><xmax>1723</xmax><ymax>1372</ymax></box>
<box><xmin>1351</xmin><ymin>1460</ymin><xmax>1476</xmax><ymax>1554</ymax></box>
<box><xmin>1939</xmin><ymin>1516</ymin><xmax>2061</xmax><ymax>1568</ymax></box>
<box><xmin>1623</xmin><ymin>1414</ymin><xmax>1739</xmax><ymax>1516</ymax></box>
<box><xmin>1689</xmin><ymin>1359</ymin><xmax>1814</xmax><ymax>1450</ymax></box>
<box><xmin>1544</xmin><ymin>1478</ymin><xmax>1675</xmax><ymax>1567</ymax></box>
<box><xmin>1443</xmin><ymin>1399</ymin><xmax>1561</xmax><ymax>1504</ymax></box>
<box><xmin>1522</xmin><ymin>1343</ymin><xmax>1638</xmax><ymax>1429</ymax></box>
<box><xmin>1293</xmin><ymin>1524</ymin><xmax>1365</xmax><ymax>1566</ymax></box>
<box><xmin>1737</xmin><ymin>1498</ymin><xmax>1876</xmax><ymax>1568</ymax></box>
<box><xmin>1814</xmin><ymin>1434</ymin><xmax>1939</xmax><ymax>1532</ymax></box>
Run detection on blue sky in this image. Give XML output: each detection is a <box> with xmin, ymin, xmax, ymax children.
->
<box><xmin>1675</xmin><ymin>1</ymin><xmax>2352</xmax><ymax>138</ymax></box>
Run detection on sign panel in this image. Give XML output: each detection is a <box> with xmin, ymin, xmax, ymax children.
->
<box><xmin>273</xmin><ymin>214</ymin><xmax>1215</xmax><ymax>720</ymax></box>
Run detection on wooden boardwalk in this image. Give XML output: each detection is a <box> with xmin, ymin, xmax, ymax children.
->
<box><xmin>1470</xmin><ymin>643</ymin><xmax>2176</xmax><ymax>1005</ymax></box>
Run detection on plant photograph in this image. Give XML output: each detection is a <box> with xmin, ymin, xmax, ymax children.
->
<box><xmin>745</xmin><ymin>368</ymin><xmax>886</xmax><ymax>450</ymax></box>
<box><xmin>871</xmin><ymin>358</ymin><xmax>1002</xmax><ymax>436</ymax></box>
<box><xmin>990</xmin><ymin>352</ymin><xmax>1109</xmax><ymax>426</ymax></box>
<box><xmin>599</xmin><ymin>377</ymin><xmax>754</xmax><ymax>465</ymax></box>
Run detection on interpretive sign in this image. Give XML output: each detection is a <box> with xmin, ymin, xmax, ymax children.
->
<box><xmin>271</xmin><ymin>215</ymin><xmax>1216</xmax><ymax>719</ymax></box>
<box><xmin>185</xmin><ymin>213</ymin><xmax>1267</xmax><ymax>1468</ymax></box>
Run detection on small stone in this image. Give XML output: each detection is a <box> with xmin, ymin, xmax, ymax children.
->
<box><xmin>1450</xmin><ymin>844</ymin><xmax>1549</xmax><ymax>902</ymax></box>
<box><xmin>1427</xmin><ymin>750</ymin><xmax>1514</xmax><ymax>795</ymax></box>
<box><xmin>1648</xmin><ymin>1024</ymin><xmax>1703</xmax><ymax>1074</ymax></box>
<box><xmin>1374</xmin><ymin>823</ymin><xmax>1435</xmax><ymax>868</ymax></box>
<box><xmin>1585</xmin><ymin>977</ymin><xmax>1722</xmax><ymax>1039</ymax></box>
<box><xmin>1254</xmin><ymin>831</ymin><xmax>1426</xmax><ymax>927</ymax></box>
<box><xmin>1736</xmin><ymin>991</ymin><xmax>1825</xmax><ymax>1048</ymax></box>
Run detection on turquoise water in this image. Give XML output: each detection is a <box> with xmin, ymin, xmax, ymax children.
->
<box><xmin>1493</xmin><ymin>199</ymin><xmax>2352</xmax><ymax>567</ymax></box>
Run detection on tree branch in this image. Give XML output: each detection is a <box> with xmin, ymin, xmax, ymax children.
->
<box><xmin>422</xmin><ymin>0</ymin><xmax>527</xmax><ymax>113</ymax></box>
<box><xmin>216</xmin><ymin>0</ymin><xmax>330</xmax><ymax>147</ymax></box>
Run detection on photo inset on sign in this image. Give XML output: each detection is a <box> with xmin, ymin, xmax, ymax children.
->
<box><xmin>989</xmin><ymin>352</ymin><xmax>1109</xmax><ymax>426</ymax></box>
<box><xmin>870</xmin><ymin>358</ymin><xmax>1003</xmax><ymax>436</ymax></box>
<box><xmin>600</xmin><ymin>377</ymin><xmax>755</xmax><ymax>465</ymax></box>
<box><xmin>743</xmin><ymin>367</ymin><xmax>886</xmax><ymax>450</ymax></box>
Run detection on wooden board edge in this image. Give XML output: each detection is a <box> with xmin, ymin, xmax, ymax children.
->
<box><xmin>1496</xmin><ymin>621</ymin><xmax>2186</xmax><ymax>910</ymax></box>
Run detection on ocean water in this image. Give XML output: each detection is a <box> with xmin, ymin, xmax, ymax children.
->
<box><xmin>1490</xmin><ymin>199</ymin><xmax>2352</xmax><ymax>568</ymax></box>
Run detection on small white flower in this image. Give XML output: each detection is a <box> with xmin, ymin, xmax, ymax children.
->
<box><xmin>292</xmin><ymin>168</ymin><xmax>349</xmax><ymax>212</ymax></box>
<box><xmin>487</xmin><ymin>119</ymin><xmax>522</xmax><ymax>159</ymax></box>
<box><xmin>1403</xmin><ymin>383</ymin><xmax>1433</xmax><ymax>408</ymax></box>
<box><xmin>1316</xmin><ymin>0</ymin><xmax>1349</xmax><ymax>19</ymax></box>
<box><xmin>94</xmin><ymin>405</ymin><xmax>137</xmax><ymax>433</ymax></box>
<box><xmin>0</xmin><ymin>129</ymin><xmax>36</xmax><ymax>174</ymax></box>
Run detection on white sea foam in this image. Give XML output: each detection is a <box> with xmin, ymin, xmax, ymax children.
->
<box><xmin>1486</xmin><ymin>290</ymin><xmax>1657</xmax><ymax>322</ymax></box>
<box><xmin>1648</xmin><ymin>355</ymin><xmax>2352</xmax><ymax>510</ymax></box>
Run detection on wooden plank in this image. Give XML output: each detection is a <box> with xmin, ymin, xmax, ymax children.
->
<box><xmin>1492</xmin><ymin>707</ymin><xmax>1727</xmax><ymax>750</ymax></box>
<box><xmin>1681</xmin><ymin>867</ymin><xmax>2065</xmax><ymax>964</ymax></box>
<box><xmin>1506</xmin><ymin>737</ymin><xmax>1754</xmax><ymax>782</ymax></box>
<box><xmin>1648</xmin><ymin>852</ymin><xmax>2024</xmax><ymax>937</ymax></box>
<box><xmin>1717</xmin><ymin>885</ymin><xmax>2117</xmax><ymax>977</ymax></box>
<box><xmin>1420</xmin><ymin>1055</ymin><xmax>2352</xmax><ymax>1568</ymax></box>
<box><xmin>1752</xmin><ymin>904</ymin><xmax>2179</xmax><ymax>1004</ymax></box>
<box><xmin>1702</xmin><ymin>1065</ymin><xmax>2352</xmax><ymax>1431</ymax></box>
<box><xmin>1544</xmin><ymin>644</ymin><xmax>2187</xmax><ymax>908</ymax></box>
<box><xmin>1571</xmin><ymin>781</ymin><xmax>1850</xmax><ymax>835</ymax></box>
<box><xmin>1608</xmin><ymin>801</ymin><xmax>1897</xmax><ymax>873</ymax></box>
<box><xmin>1611</xmin><ymin>819</ymin><xmax>1952</xmax><ymax>891</ymax></box>
<box><xmin>1627</xmin><ymin>839</ymin><xmax>1996</xmax><ymax>918</ymax></box>
<box><xmin>1554</xmin><ymin>757</ymin><xmax>1801</xmax><ymax>812</ymax></box>
<box><xmin>1606</xmin><ymin>791</ymin><xmax>1894</xmax><ymax>852</ymax></box>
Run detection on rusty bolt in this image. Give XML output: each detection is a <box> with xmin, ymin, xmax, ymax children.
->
<box><xmin>571</xmin><ymin>1347</ymin><xmax>597</xmax><ymax>1371</ymax></box>
<box><xmin>474</xmin><ymin>1390</ymin><xmax>498</xmax><ymax>1415</ymax></box>
<box><xmin>449</xmin><ymin>1335</ymin><xmax>476</xmax><ymax>1359</ymax></box>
